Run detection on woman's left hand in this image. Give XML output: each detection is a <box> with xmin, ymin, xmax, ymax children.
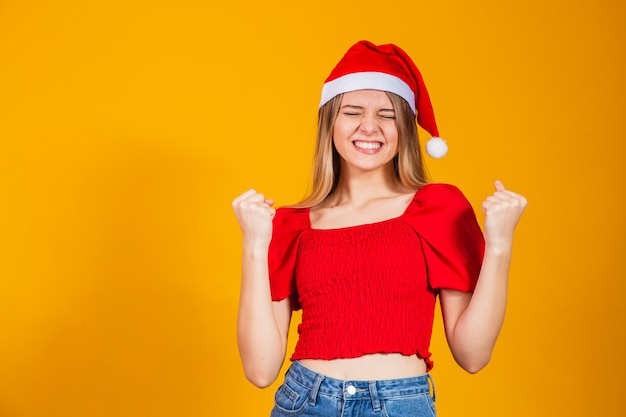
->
<box><xmin>482</xmin><ymin>180</ymin><xmax>527</xmax><ymax>251</ymax></box>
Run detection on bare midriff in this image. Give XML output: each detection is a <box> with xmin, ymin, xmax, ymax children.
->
<box><xmin>299</xmin><ymin>353</ymin><xmax>428</xmax><ymax>380</ymax></box>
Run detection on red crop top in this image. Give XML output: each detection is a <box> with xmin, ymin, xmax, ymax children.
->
<box><xmin>268</xmin><ymin>183</ymin><xmax>485</xmax><ymax>371</ymax></box>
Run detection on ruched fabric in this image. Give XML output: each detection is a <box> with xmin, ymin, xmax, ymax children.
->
<box><xmin>267</xmin><ymin>183</ymin><xmax>485</xmax><ymax>371</ymax></box>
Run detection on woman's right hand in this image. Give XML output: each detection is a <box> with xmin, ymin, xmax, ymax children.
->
<box><xmin>233</xmin><ymin>190</ymin><xmax>289</xmax><ymax>388</ymax></box>
<box><xmin>232</xmin><ymin>189</ymin><xmax>276</xmax><ymax>248</ymax></box>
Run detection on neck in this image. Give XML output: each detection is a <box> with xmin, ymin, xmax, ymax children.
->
<box><xmin>330</xmin><ymin>164</ymin><xmax>406</xmax><ymax>206</ymax></box>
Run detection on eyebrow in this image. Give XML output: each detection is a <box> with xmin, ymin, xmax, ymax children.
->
<box><xmin>340</xmin><ymin>105</ymin><xmax>395</xmax><ymax>113</ymax></box>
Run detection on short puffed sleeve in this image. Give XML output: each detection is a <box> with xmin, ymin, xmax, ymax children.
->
<box><xmin>267</xmin><ymin>207</ymin><xmax>310</xmax><ymax>309</ymax></box>
<box><xmin>404</xmin><ymin>184</ymin><xmax>485</xmax><ymax>292</ymax></box>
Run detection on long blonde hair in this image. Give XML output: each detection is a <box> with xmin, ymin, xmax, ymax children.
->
<box><xmin>294</xmin><ymin>92</ymin><xmax>429</xmax><ymax>208</ymax></box>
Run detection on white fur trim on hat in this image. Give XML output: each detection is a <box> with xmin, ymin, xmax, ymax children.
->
<box><xmin>320</xmin><ymin>72</ymin><xmax>416</xmax><ymax>113</ymax></box>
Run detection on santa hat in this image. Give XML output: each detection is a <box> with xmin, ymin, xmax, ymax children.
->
<box><xmin>320</xmin><ymin>40</ymin><xmax>448</xmax><ymax>158</ymax></box>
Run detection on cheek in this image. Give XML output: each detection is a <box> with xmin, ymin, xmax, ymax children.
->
<box><xmin>384</xmin><ymin>126</ymin><xmax>399</xmax><ymax>146</ymax></box>
<box><xmin>333</xmin><ymin>121</ymin><xmax>352</xmax><ymax>139</ymax></box>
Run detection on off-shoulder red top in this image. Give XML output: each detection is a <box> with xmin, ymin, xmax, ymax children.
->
<box><xmin>268</xmin><ymin>183</ymin><xmax>485</xmax><ymax>371</ymax></box>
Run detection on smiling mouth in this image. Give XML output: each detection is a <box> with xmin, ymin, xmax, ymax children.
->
<box><xmin>353</xmin><ymin>141</ymin><xmax>382</xmax><ymax>150</ymax></box>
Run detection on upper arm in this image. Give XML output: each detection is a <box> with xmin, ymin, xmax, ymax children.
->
<box><xmin>439</xmin><ymin>288</ymin><xmax>472</xmax><ymax>343</ymax></box>
<box><xmin>272</xmin><ymin>296</ymin><xmax>294</xmax><ymax>357</ymax></box>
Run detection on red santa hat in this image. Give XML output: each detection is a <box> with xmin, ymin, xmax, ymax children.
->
<box><xmin>320</xmin><ymin>40</ymin><xmax>448</xmax><ymax>158</ymax></box>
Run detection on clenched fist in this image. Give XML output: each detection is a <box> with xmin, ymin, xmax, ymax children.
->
<box><xmin>482</xmin><ymin>180</ymin><xmax>528</xmax><ymax>251</ymax></box>
<box><xmin>232</xmin><ymin>189</ymin><xmax>276</xmax><ymax>249</ymax></box>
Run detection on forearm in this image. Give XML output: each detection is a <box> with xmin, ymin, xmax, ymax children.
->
<box><xmin>448</xmin><ymin>244</ymin><xmax>512</xmax><ymax>372</ymax></box>
<box><xmin>443</xmin><ymin>180</ymin><xmax>526</xmax><ymax>373</ymax></box>
<box><xmin>237</xmin><ymin>245</ymin><xmax>289</xmax><ymax>387</ymax></box>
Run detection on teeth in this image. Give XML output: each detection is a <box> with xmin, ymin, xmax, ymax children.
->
<box><xmin>354</xmin><ymin>141</ymin><xmax>382</xmax><ymax>150</ymax></box>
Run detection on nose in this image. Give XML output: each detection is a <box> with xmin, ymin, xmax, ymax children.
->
<box><xmin>359</xmin><ymin>113</ymin><xmax>379</xmax><ymax>134</ymax></box>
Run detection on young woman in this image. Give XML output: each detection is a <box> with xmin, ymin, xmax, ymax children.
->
<box><xmin>232</xmin><ymin>40</ymin><xmax>527</xmax><ymax>417</ymax></box>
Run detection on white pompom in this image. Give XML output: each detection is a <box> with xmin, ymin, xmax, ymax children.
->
<box><xmin>425</xmin><ymin>137</ymin><xmax>448</xmax><ymax>158</ymax></box>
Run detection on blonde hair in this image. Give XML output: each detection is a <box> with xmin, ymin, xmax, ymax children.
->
<box><xmin>294</xmin><ymin>92</ymin><xmax>429</xmax><ymax>208</ymax></box>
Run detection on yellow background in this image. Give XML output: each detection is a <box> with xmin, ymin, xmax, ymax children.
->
<box><xmin>1</xmin><ymin>0</ymin><xmax>624</xmax><ymax>416</ymax></box>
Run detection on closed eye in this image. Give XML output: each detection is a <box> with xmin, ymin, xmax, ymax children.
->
<box><xmin>379</xmin><ymin>108</ymin><xmax>396</xmax><ymax>119</ymax></box>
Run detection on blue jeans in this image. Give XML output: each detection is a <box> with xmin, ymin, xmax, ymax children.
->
<box><xmin>270</xmin><ymin>361</ymin><xmax>437</xmax><ymax>417</ymax></box>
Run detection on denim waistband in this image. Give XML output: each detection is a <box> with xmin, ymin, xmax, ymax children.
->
<box><xmin>286</xmin><ymin>360</ymin><xmax>435</xmax><ymax>407</ymax></box>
